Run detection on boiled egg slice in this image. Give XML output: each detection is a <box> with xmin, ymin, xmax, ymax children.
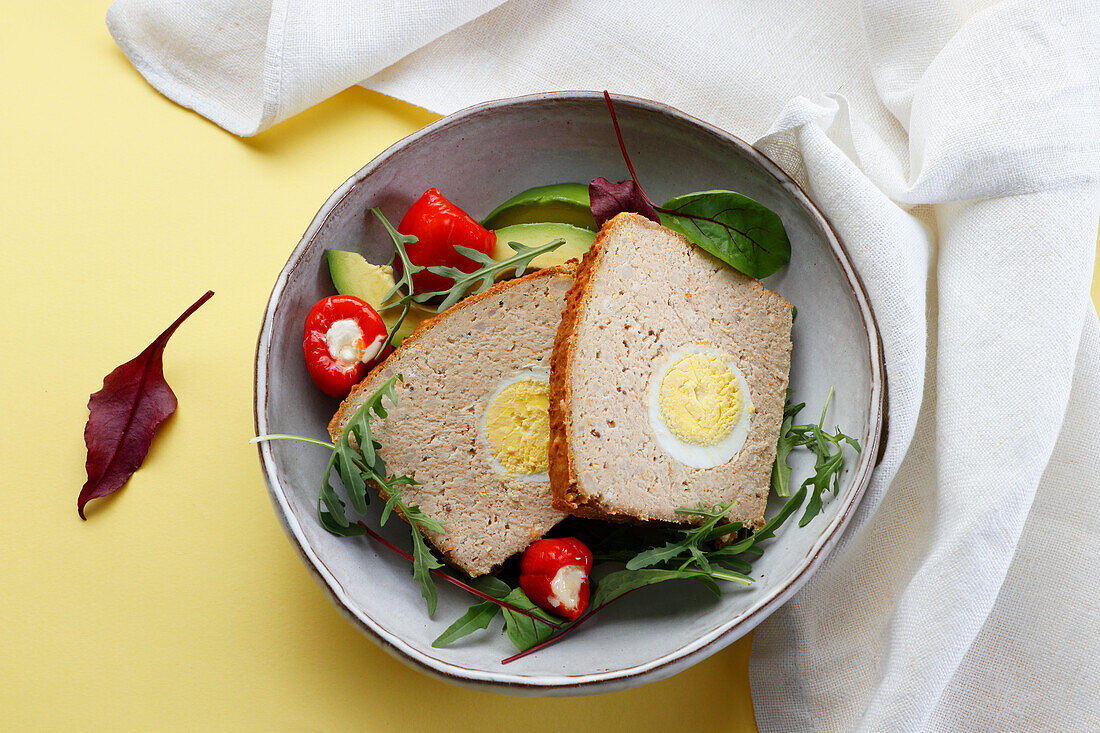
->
<box><xmin>481</xmin><ymin>368</ymin><xmax>551</xmax><ymax>481</ymax></box>
<box><xmin>647</xmin><ymin>346</ymin><xmax>754</xmax><ymax>469</ymax></box>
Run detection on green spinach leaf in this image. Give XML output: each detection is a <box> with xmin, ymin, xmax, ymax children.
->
<box><xmin>500</xmin><ymin>588</ymin><xmax>561</xmax><ymax>651</ymax></box>
<box><xmin>659</xmin><ymin>190</ymin><xmax>791</xmax><ymax>279</ymax></box>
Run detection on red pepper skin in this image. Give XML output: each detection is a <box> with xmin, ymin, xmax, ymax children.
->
<box><xmin>302</xmin><ymin>295</ymin><xmax>388</xmax><ymax>398</ymax></box>
<box><xmin>519</xmin><ymin>538</ymin><xmax>594</xmax><ymax>621</ymax></box>
<box><xmin>396</xmin><ymin>188</ymin><xmax>497</xmax><ymax>294</ymax></box>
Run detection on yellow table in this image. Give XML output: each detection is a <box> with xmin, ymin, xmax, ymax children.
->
<box><xmin>3</xmin><ymin>5</ymin><xmax>1098</xmax><ymax>730</ymax></box>
<box><xmin>0</xmin><ymin>4</ymin><xmax>756</xmax><ymax>730</ymax></box>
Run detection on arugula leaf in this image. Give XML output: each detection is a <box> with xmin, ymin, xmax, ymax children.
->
<box><xmin>401</xmin><ymin>502</ymin><xmax>446</xmax><ymax>535</ymax></box>
<box><xmin>624</xmin><ymin>514</ymin><xmax>720</xmax><ymax>571</ymax></box>
<box><xmin>417</xmin><ymin>239</ymin><xmax>566</xmax><ymax>312</ymax></box>
<box><xmin>317</xmin><ymin>373</ymin><xmax>448</xmax><ymax>616</ymax></box>
<box><xmin>707</xmin><ymin>551</ymin><xmax>754</xmax><ymax>574</ymax></box>
<box><xmin>764</xmin><ymin>388</ymin><xmax>862</xmax><ymax>531</ymax></box>
<box><xmin>316</xmin><ymin>493</ymin><xmax>367</xmax><ymax>537</ymax></box>
<box><xmin>432</xmin><ymin>601</ymin><xmax>500</xmax><ymax>647</ymax></box>
<box><xmin>411</xmin><ymin>527</ymin><xmax>444</xmax><ymax>616</ymax></box>
<box><xmin>500</xmin><ymin>588</ymin><xmax>561</xmax><ymax>651</ymax></box>
<box><xmin>321</xmin><ymin>376</ymin><xmax>400</xmax><ymax>523</ymax></box>
<box><xmin>624</xmin><ymin>541</ymin><xmax>686</xmax><ymax>571</ymax></box>
<box><xmin>378</xmin><ymin>476</ymin><xmax>425</xmax><ymax>527</ymax></box>
<box><xmin>659</xmin><ymin>191</ymin><xmax>791</xmax><ymax>279</ymax></box>
<box><xmin>373</xmin><ymin>205</ymin><xmax>567</xmax><ymax>317</ymax></box>
<box><xmin>615</xmin><ymin>501</ymin><xmax>753</xmax><ymax>597</ymax></box>
<box><xmin>771</xmin><ymin>392</ymin><xmax>806</xmax><ymax>498</ymax></box>
<box><xmin>371</xmin><ymin>207</ymin><xmax>423</xmax><ymax>347</ymax></box>
<box><xmin>591</xmin><ymin>568</ymin><xmax>725</xmax><ymax>609</ymax></box>
<box><xmin>797</xmin><ymin>389</ymin><xmax>861</xmax><ymax>527</ymax></box>
<box><xmin>380</xmin><ymin>489</ymin><xmax>401</xmax><ymax>526</ymax></box>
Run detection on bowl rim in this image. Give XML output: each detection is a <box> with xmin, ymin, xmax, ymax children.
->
<box><xmin>254</xmin><ymin>90</ymin><xmax>886</xmax><ymax>695</ymax></box>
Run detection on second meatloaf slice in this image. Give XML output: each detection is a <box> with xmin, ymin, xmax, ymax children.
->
<box><xmin>549</xmin><ymin>214</ymin><xmax>792</xmax><ymax>530</ymax></box>
<box><xmin>329</xmin><ymin>265</ymin><xmax>575</xmax><ymax>577</ymax></box>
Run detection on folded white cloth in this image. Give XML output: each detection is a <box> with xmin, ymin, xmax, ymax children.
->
<box><xmin>107</xmin><ymin>0</ymin><xmax>1100</xmax><ymax>729</ymax></box>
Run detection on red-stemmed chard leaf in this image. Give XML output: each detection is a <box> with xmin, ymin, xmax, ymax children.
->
<box><xmin>591</xmin><ymin>91</ymin><xmax>791</xmax><ymax>278</ymax></box>
<box><xmin>78</xmin><ymin>291</ymin><xmax>214</xmax><ymax>519</ymax></box>
<box><xmin>589</xmin><ymin>177</ymin><xmax>659</xmax><ymax>227</ymax></box>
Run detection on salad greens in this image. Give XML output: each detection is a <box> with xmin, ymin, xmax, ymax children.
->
<box><xmin>313</xmin><ymin>373</ymin><xmax>446</xmax><ymax>615</ymax></box>
<box><xmin>258</xmin><ymin>211</ymin><xmax>572</xmax><ymax>620</ymax></box>
<box><xmin>589</xmin><ymin>91</ymin><xmax>791</xmax><ymax>279</ymax></box>
<box><xmin>589</xmin><ymin>176</ymin><xmax>659</xmax><ymax>227</ymax></box>
<box><xmin>771</xmin><ymin>388</ymin><xmax>862</xmax><ymax>526</ymax></box>
<box><xmin>257</xmin><ymin>213</ymin><xmax>860</xmax><ymax>655</ymax></box>
<box><xmin>431</xmin><ymin>391</ymin><xmax>861</xmax><ymax>659</ymax></box>
<box><xmin>260</xmin><ymin>102</ymin><xmax>857</xmax><ymax>656</ymax></box>
<box><xmin>372</xmin><ymin>206</ymin><xmax>566</xmax><ymax>327</ymax></box>
<box><xmin>416</xmin><ymin>240</ymin><xmax>566</xmax><ymax>312</ymax></box>
<box><xmin>658</xmin><ymin>191</ymin><xmax>790</xmax><ymax>280</ymax></box>
<box><xmin>372</xmin><ymin>209</ymin><xmax>421</xmax><ymax>347</ymax></box>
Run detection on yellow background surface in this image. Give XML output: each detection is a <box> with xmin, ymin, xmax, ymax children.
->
<box><xmin>3</xmin><ymin>4</ymin><xmax>1097</xmax><ymax>731</ymax></box>
<box><xmin>1</xmin><ymin>4</ymin><xmax>759</xmax><ymax>731</ymax></box>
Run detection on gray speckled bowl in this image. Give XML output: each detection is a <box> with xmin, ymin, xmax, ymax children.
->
<box><xmin>254</xmin><ymin>92</ymin><xmax>884</xmax><ymax>695</ymax></box>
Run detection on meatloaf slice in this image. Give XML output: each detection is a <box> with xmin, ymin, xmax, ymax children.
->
<box><xmin>549</xmin><ymin>213</ymin><xmax>792</xmax><ymax>530</ymax></box>
<box><xmin>329</xmin><ymin>265</ymin><xmax>575</xmax><ymax>577</ymax></box>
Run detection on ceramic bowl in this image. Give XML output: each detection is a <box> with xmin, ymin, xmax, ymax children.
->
<box><xmin>254</xmin><ymin>92</ymin><xmax>884</xmax><ymax>695</ymax></box>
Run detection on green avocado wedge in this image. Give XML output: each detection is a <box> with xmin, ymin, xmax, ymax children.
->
<box><xmin>491</xmin><ymin>223</ymin><xmax>596</xmax><ymax>271</ymax></box>
<box><xmin>325</xmin><ymin>249</ymin><xmax>432</xmax><ymax>345</ymax></box>
<box><xmin>482</xmin><ymin>183</ymin><xmax>597</xmax><ymax>231</ymax></box>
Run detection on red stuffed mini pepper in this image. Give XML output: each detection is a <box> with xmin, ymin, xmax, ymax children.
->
<box><xmin>397</xmin><ymin>188</ymin><xmax>496</xmax><ymax>294</ymax></box>
<box><xmin>519</xmin><ymin>538</ymin><xmax>594</xmax><ymax>621</ymax></box>
<box><xmin>302</xmin><ymin>295</ymin><xmax>388</xmax><ymax>398</ymax></box>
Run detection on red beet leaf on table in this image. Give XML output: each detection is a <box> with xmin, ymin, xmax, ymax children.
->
<box><xmin>78</xmin><ymin>291</ymin><xmax>214</xmax><ymax>519</ymax></box>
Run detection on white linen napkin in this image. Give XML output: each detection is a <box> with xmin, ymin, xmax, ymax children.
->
<box><xmin>106</xmin><ymin>0</ymin><xmax>1100</xmax><ymax>729</ymax></box>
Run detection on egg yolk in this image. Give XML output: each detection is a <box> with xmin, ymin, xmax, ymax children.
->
<box><xmin>485</xmin><ymin>379</ymin><xmax>550</xmax><ymax>475</ymax></box>
<box><xmin>658</xmin><ymin>354</ymin><xmax>742</xmax><ymax>446</ymax></box>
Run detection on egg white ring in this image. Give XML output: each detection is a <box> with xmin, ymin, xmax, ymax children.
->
<box><xmin>646</xmin><ymin>345</ymin><xmax>755</xmax><ymax>469</ymax></box>
<box><xmin>479</xmin><ymin>367</ymin><xmax>552</xmax><ymax>482</ymax></box>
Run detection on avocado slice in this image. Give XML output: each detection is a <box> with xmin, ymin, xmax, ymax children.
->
<box><xmin>492</xmin><ymin>223</ymin><xmax>596</xmax><ymax>271</ymax></box>
<box><xmin>325</xmin><ymin>249</ymin><xmax>432</xmax><ymax>345</ymax></box>
<box><xmin>482</xmin><ymin>183</ymin><xmax>597</xmax><ymax>231</ymax></box>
